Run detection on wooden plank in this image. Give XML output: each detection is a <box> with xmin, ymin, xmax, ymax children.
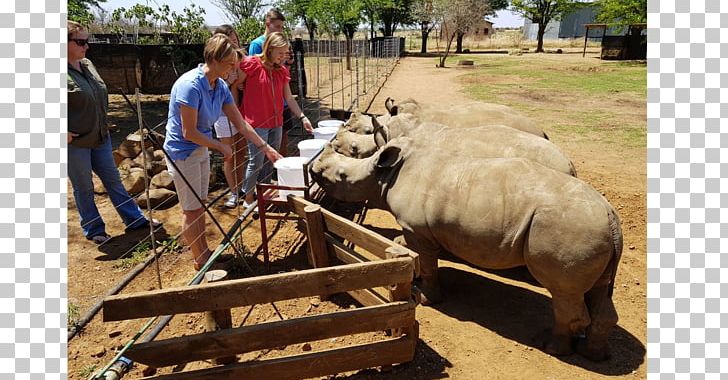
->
<box><xmin>325</xmin><ymin>233</ymin><xmax>381</xmax><ymax>264</ymax></box>
<box><xmin>326</xmin><ymin>236</ymin><xmax>397</xmax><ymax>303</ymax></box>
<box><xmin>126</xmin><ymin>301</ymin><xmax>416</xmax><ymax>367</ymax></box>
<box><xmin>144</xmin><ymin>334</ymin><xmax>416</xmax><ymax>380</ymax></box>
<box><xmin>304</xmin><ymin>204</ymin><xmax>330</xmax><ymax>268</ymax></box>
<box><xmin>346</xmin><ymin>288</ymin><xmax>389</xmax><ymax>307</ymax></box>
<box><xmin>103</xmin><ymin>258</ymin><xmax>414</xmax><ymax>322</ymax></box>
<box><xmin>289</xmin><ymin>197</ymin><xmax>420</xmax><ymax>276</ymax></box>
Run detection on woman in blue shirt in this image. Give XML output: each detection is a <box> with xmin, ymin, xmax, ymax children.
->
<box><xmin>164</xmin><ymin>34</ymin><xmax>281</xmax><ymax>270</ymax></box>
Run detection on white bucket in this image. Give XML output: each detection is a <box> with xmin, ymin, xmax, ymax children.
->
<box><xmin>274</xmin><ymin>156</ymin><xmax>309</xmax><ymax>198</ymax></box>
<box><xmin>318</xmin><ymin>119</ymin><xmax>345</xmax><ymax>129</ymax></box>
<box><xmin>313</xmin><ymin>126</ymin><xmax>339</xmax><ymax>141</ymax></box>
<box><xmin>298</xmin><ymin>139</ymin><xmax>328</xmax><ymax>160</ymax></box>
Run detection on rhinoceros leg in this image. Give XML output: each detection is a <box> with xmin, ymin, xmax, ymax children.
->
<box><xmin>544</xmin><ymin>292</ymin><xmax>590</xmax><ymax>356</ymax></box>
<box><xmin>575</xmin><ymin>282</ymin><xmax>617</xmax><ymax>361</ymax></box>
<box><xmin>400</xmin><ymin>231</ymin><xmax>442</xmax><ymax>305</ymax></box>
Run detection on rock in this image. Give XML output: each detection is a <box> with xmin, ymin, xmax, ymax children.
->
<box><xmin>153</xmin><ymin>149</ymin><xmax>166</xmax><ymax>162</ymax></box>
<box><xmin>309</xmin><ymin>299</ymin><xmax>320</xmax><ymax>307</ymax></box>
<box><xmin>122</xmin><ymin>168</ymin><xmax>146</xmax><ymax>195</ymax></box>
<box><xmin>117</xmin><ymin>134</ymin><xmax>144</xmax><ymax>158</ymax></box>
<box><xmin>112</xmin><ymin>150</ymin><xmax>125</xmax><ymax>166</ymax></box>
<box><xmin>91</xmin><ymin>346</ymin><xmax>106</xmax><ymax>357</ymax></box>
<box><xmin>142</xmin><ymin>366</ymin><xmax>157</xmax><ymax>377</ymax></box>
<box><xmin>133</xmin><ymin>148</ymin><xmax>156</xmax><ymax>172</ymax></box>
<box><xmin>151</xmin><ymin>170</ymin><xmax>175</xmax><ymax>190</ymax></box>
<box><xmin>150</xmin><ymin>160</ymin><xmax>166</xmax><ymax>176</ymax></box>
<box><xmin>108</xmin><ymin>330</ymin><xmax>122</xmax><ymax>338</ymax></box>
<box><xmin>301</xmin><ymin>343</ymin><xmax>312</xmax><ymax>351</ymax></box>
<box><xmin>136</xmin><ymin>188</ymin><xmax>177</xmax><ymax>209</ymax></box>
<box><xmin>629</xmin><ymin>245</ymin><xmax>636</xmax><ymax>250</ymax></box>
<box><xmin>92</xmin><ymin>174</ymin><xmax>105</xmax><ymax>194</ymax></box>
<box><xmin>118</xmin><ymin>158</ymin><xmax>139</xmax><ymax>170</ymax></box>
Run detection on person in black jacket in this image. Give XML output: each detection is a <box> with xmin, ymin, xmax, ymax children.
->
<box><xmin>67</xmin><ymin>21</ymin><xmax>160</xmax><ymax>244</ymax></box>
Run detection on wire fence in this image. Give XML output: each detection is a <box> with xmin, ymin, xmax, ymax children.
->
<box><xmin>68</xmin><ymin>36</ymin><xmax>402</xmax><ymax>328</ymax></box>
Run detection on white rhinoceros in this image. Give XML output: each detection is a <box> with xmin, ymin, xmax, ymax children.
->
<box><xmin>384</xmin><ymin>97</ymin><xmax>549</xmax><ymax>139</ymax></box>
<box><xmin>309</xmin><ymin>137</ymin><xmax>622</xmax><ymax>361</ymax></box>
<box><xmin>331</xmin><ymin>115</ymin><xmax>577</xmax><ymax>176</ymax></box>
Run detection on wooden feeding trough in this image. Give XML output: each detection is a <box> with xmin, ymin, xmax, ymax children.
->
<box><xmin>102</xmin><ymin>197</ymin><xmax>420</xmax><ymax>379</ymax></box>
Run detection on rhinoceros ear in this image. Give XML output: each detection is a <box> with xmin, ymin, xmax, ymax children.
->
<box><xmin>373</xmin><ymin>124</ymin><xmax>389</xmax><ymax>148</ymax></box>
<box><xmin>385</xmin><ymin>97</ymin><xmax>395</xmax><ymax>113</ymax></box>
<box><xmin>375</xmin><ymin>146</ymin><xmax>401</xmax><ymax>168</ymax></box>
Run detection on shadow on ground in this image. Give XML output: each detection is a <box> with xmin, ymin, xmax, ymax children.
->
<box><xmin>431</xmin><ymin>266</ymin><xmax>645</xmax><ymax>375</ymax></box>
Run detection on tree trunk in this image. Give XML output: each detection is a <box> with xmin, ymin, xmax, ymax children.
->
<box><xmin>383</xmin><ymin>21</ymin><xmax>393</xmax><ymax>37</ymax></box>
<box><xmin>420</xmin><ymin>23</ymin><xmax>430</xmax><ymax>54</ymax></box>
<box><xmin>455</xmin><ymin>32</ymin><xmax>465</xmax><ymax>53</ymax></box>
<box><xmin>439</xmin><ymin>33</ymin><xmax>456</xmax><ymax>67</ymax></box>
<box><xmin>345</xmin><ymin>34</ymin><xmax>353</xmax><ymax>71</ymax></box>
<box><xmin>536</xmin><ymin>23</ymin><xmax>546</xmax><ymax>53</ymax></box>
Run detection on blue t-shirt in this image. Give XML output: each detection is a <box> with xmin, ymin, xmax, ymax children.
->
<box><xmin>248</xmin><ymin>34</ymin><xmax>265</xmax><ymax>56</ymax></box>
<box><xmin>164</xmin><ymin>64</ymin><xmax>234</xmax><ymax>161</ymax></box>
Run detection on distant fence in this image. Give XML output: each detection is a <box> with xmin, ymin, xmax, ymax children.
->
<box><xmin>87</xmin><ymin>36</ymin><xmax>401</xmax><ymax>114</ymax></box>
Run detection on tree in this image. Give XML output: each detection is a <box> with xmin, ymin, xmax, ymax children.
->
<box><xmin>211</xmin><ymin>0</ymin><xmax>266</xmax><ymax>21</ymax></box>
<box><xmin>361</xmin><ymin>0</ymin><xmax>388</xmax><ymax>40</ymax></box>
<box><xmin>595</xmin><ymin>0</ymin><xmax>646</xmax><ymax>29</ymax></box>
<box><xmin>436</xmin><ymin>0</ymin><xmax>491</xmax><ymax>67</ymax></box>
<box><xmin>510</xmin><ymin>0</ymin><xmax>582</xmax><ymax>53</ymax></box>
<box><xmin>410</xmin><ymin>0</ymin><xmax>437</xmax><ymax>53</ymax></box>
<box><xmin>378</xmin><ymin>0</ymin><xmax>413</xmax><ymax>37</ymax></box>
<box><xmin>278</xmin><ymin>0</ymin><xmax>318</xmax><ymax>40</ymax></box>
<box><xmin>310</xmin><ymin>0</ymin><xmax>363</xmax><ymax>70</ymax></box>
<box><xmin>69</xmin><ymin>0</ymin><xmax>106</xmax><ymax>26</ymax></box>
<box><xmin>235</xmin><ymin>17</ymin><xmax>265</xmax><ymax>43</ymax></box>
<box><xmin>451</xmin><ymin>0</ymin><xmax>506</xmax><ymax>53</ymax></box>
<box><xmin>169</xmin><ymin>5</ymin><xmax>212</xmax><ymax>44</ymax></box>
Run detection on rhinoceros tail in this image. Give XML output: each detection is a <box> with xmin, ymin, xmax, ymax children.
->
<box><xmin>606</xmin><ymin>206</ymin><xmax>623</xmax><ymax>298</ymax></box>
<box><xmin>543</xmin><ymin>130</ymin><xmax>550</xmax><ymax>140</ymax></box>
<box><xmin>569</xmin><ymin>160</ymin><xmax>578</xmax><ymax>177</ymax></box>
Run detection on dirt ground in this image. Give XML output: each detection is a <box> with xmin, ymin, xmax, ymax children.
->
<box><xmin>67</xmin><ymin>52</ymin><xmax>646</xmax><ymax>379</ymax></box>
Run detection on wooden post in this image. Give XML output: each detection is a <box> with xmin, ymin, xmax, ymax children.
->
<box><xmin>203</xmin><ymin>270</ymin><xmax>237</xmax><ymax>365</ymax></box>
<box><xmin>304</xmin><ymin>205</ymin><xmax>330</xmax><ymax>269</ymax></box>
<box><xmin>382</xmin><ymin>247</ymin><xmax>416</xmax><ymax>373</ymax></box>
<box><xmin>583</xmin><ymin>26</ymin><xmax>589</xmax><ymax>57</ymax></box>
<box><xmin>304</xmin><ymin>204</ymin><xmax>331</xmax><ymax>302</ymax></box>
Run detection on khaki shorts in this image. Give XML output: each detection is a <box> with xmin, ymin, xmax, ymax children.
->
<box><xmin>166</xmin><ymin>146</ymin><xmax>210</xmax><ymax>211</ymax></box>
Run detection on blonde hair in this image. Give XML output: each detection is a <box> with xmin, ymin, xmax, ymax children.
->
<box><xmin>260</xmin><ymin>32</ymin><xmax>288</xmax><ymax>69</ymax></box>
<box><xmin>203</xmin><ymin>34</ymin><xmax>236</xmax><ymax>64</ymax></box>
<box><xmin>67</xmin><ymin>20</ymin><xmax>84</xmax><ymax>39</ymax></box>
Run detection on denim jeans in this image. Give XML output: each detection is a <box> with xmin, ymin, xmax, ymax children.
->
<box><xmin>68</xmin><ymin>136</ymin><xmax>146</xmax><ymax>238</ymax></box>
<box><xmin>243</xmin><ymin>127</ymin><xmax>282</xmax><ymax>196</ymax></box>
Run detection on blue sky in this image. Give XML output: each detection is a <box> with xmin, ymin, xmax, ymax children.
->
<box><xmin>100</xmin><ymin>0</ymin><xmax>525</xmax><ymax>28</ymax></box>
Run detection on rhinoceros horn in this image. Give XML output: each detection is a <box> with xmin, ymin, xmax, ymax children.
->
<box><xmin>385</xmin><ymin>98</ymin><xmax>399</xmax><ymax>116</ymax></box>
<box><xmin>371</xmin><ymin>116</ymin><xmax>390</xmax><ymax>149</ymax></box>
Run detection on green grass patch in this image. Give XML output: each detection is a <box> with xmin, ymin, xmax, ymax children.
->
<box><xmin>462</xmin><ymin>55</ymin><xmax>646</xmax><ymax>97</ymax></box>
<box><xmin>67</xmin><ymin>302</ymin><xmax>80</xmax><ymax>327</ymax></box>
<box><xmin>78</xmin><ymin>365</ymin><xmax>98</xmax><ymax>378</ymax></box>
<box><xmin>114</xmin><ymin>237</ymin><xmax>183</xmax><ymax>269</ymax></box>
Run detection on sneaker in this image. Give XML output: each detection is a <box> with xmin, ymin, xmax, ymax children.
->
<box><xmin>224</xmin><ymin>193</ymin><xmax>238</xmax><ymax>209</ymax></box>
<box><xmin>242</xmin><ymin>201</ymin><xmax>253</xmax><ymax>210</ymax></box>
<box><xmin>87</xmin><ymin>233</ymin><xmax>111</xmax><ymax>245</ymax></box>
<box><xmin>125</xmin><ymin>218</ymin><xmax>163</xmax><ymax>232</ymax></box>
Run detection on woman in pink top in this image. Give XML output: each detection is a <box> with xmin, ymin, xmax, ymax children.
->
<box><xmin>238</xmin><ymin>32</ymin><xmax>313</xmax><ymax>208</ymax></box>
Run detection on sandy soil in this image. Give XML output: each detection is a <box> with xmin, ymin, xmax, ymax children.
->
<box><xmin>67</xmin><ymin>53</ymin><xmax>645</xmax><ymax>379</ymax></box>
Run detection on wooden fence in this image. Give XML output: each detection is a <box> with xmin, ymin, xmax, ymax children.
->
<box><xmin>102</xmin><ymin>197</ymin><xmax>420</xmax><ymax>379</ymax></box>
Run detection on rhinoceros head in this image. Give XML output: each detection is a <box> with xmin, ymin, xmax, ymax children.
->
<box><xmin>331</xmin><ymin>116</ymin><xmax>391</xmax><ymax>158</ymax></box>
<box><xmin>342</xmin><ymin>112</ymin><xmax>375</xmax><ymax>134</ymax></box>
<box><xmin>310</xmin><ymin>138</ymin><xmax>412</xmax><ymax>205</ymax></box>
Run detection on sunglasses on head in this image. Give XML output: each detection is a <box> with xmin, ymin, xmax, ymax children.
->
<box><xmin>70</xmin><ymin>39</ymin><xmax>89</xmax><ymax>47</ymax></box>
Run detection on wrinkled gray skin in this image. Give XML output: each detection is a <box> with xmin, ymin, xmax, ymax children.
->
<box><xmin>310</xmin><ymin>138</ymin><xmax>622</xmax><ymax>361</ymax></box>
<box><xmin>384</xmin><ymin>97</ymin><xmax>549</xmax><ymax>139</ymax></box>
<box><xmin>341</xmin><ymin>111</ymin><xmax>392</xmax><ymax>134</ymax></box>
<box><xmin>331</xmin><ymin>115</ymin><xmax>577</xmax><ymax>176</ymax></box>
